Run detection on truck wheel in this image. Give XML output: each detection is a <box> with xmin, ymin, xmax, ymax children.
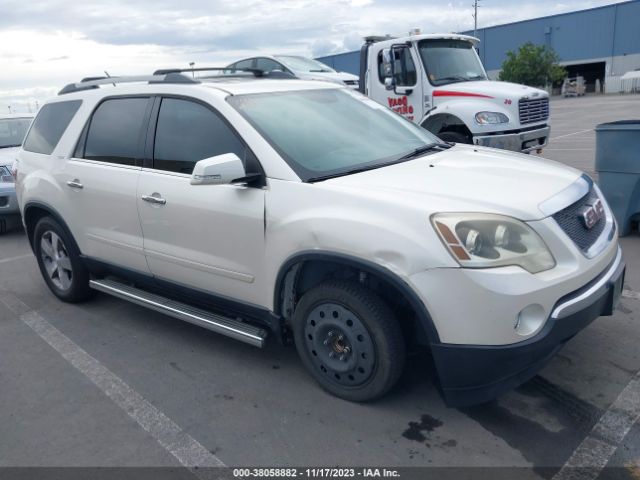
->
<box><xmin>438</xmin><ymin>131</ymin><xmax>471</xmax><ymax>144</ymax></box>
<box><xmin>33</xmin><ymin>216</ymin><xmax>92</xmax><ymax>303</ymax></box>
<box><xmin>292</xmin><ymin>280</ymin><xmax>405</xmax><ymax>402</ymax></box>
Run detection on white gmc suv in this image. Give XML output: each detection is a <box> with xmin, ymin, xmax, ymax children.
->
<box><xmin>15</xmin><ymin>69</ymin><xmax>624</xmax><ymax>406</ymax></box>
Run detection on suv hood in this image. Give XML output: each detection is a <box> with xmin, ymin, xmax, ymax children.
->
<box><xmin>0</xmin><ymin>146</ymin><xmax>19</xmax><ymax>167</ymax></box>
<box><xmin>322</xmin><ymin>145</ymin><xmax>581</xmax><ymax>221</ymax></box>
<box><xmin>433</xmin><ymin>80</ymin><xmax>547</xmax><ymax>100</ymax></box>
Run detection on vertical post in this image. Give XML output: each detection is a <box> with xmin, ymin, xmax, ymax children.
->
<box><xmin>472</xmin><ymin>0</ymin><xmax>479</xmax><ymax>38</ymax></box>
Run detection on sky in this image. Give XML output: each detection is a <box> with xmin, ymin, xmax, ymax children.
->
<box><xmin>0</xmin><ymin>0</ymin><xmax>629</xmax><ymax>112</ymax></box>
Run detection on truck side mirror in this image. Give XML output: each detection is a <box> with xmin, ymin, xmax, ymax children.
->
<box><xmin>382</xmin><ymin>48</ymin><xmax>395</xmax><ymax>91</ymax></box>
<box><xmin>190</xmin><ymin>153</ymin><xmax>246</xmax><ymax>185</ymax></box>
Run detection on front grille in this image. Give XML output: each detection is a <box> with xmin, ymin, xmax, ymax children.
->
<box><xmin>519</xmin><ymin>97</ymin><xmax>549</xmax><ymax>124</ymax></box>
<box><xmin>553</xmin><ymin>187</ymin><xmax>606</xmax><ymax>252</ymax></box>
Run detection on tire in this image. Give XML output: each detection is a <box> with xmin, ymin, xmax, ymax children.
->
<box><xmin>292</xmin><ymin>280</ymin><xmax>405</xmax><ymax>402</ymax></box>
<box><xmin>437</xmin><ymin>130</ymin><xmax>471</xmax><ymax>144</ymax></box>
<box><xmin>33</xmin><ymin>216</ymin><xmax>92</xmax><ymax>303</ymax></box>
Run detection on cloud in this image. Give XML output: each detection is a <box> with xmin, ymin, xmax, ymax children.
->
<box><xmin>0</xmin><ymin>0</ymin><xmax>630</xmax><ymax>111</ymax></box>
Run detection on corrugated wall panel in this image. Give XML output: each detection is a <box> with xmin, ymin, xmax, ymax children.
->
<box><xmin>613</xmin><ymin>1</ymin><xmax>640</xmax><ymax>57</ymax></box>
<box><xmin>316</xmin><ymin>0</ymin><xmax>640</xmax><ymax>79</ymax></box>
<box><xmin>316</xmin><ymin>51</ymin><xmax>360</xmax><ymax>75</ymax></box>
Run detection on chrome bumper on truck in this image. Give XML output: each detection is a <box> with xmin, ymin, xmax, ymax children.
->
<box><xmin>474</xmin><ymin>125</ymin><xmax>550</xmax><ymax>153</ymax></box>
<box><xmin>431</xmin><ymin>247</ymin><xmax>625</xmax><ymax>407</ymax></box>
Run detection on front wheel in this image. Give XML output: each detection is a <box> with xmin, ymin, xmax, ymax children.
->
<box><xmin>292</xmin><ymin>280</ymin><xmax>405</xmax><ymax>402</ymax></box>
<box><xmin>34</xmin><ymin>216</ymin><xmax>92</xmax><ymax>303</ymax></box>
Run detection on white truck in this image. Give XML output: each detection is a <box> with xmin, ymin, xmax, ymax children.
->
<box><xmin>358</xmin><ymin>33</ymin><xmax>551</xmax><ymax>153</ymax></box>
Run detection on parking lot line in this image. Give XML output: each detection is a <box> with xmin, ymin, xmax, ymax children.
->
<box><xmin>549</xmin><ymin>129</ymin><xmax>593</xmax><ymax>141</ymax></box>
<box><xmin>0</xmin><ymin>290</ymin><xmax>226</xmax><ymax>475</ymax></box>
<box><xmin>0</xmin><ymin>253</ymin><xmax>33</xmax><ymax>264</ymax></box>
<box><xmin>622</xmin><ymin>290</ymin><xmax>640</xmax><ymax>301</ymax></box>
<box><xmin>553</xmin><ymin>369</ymin><xmax>640</xmax><ymax>480</ymax></box>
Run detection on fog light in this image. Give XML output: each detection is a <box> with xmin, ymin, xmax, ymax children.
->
<box><xmin>515</xmin><ymin>304</ymin><xmax>546</xmax><ymax>336</ymax></box>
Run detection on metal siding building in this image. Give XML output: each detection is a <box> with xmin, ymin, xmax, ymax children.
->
<box><xmin>316</xmin><ymin>0</ymin><xmax>640</xmax><ymax>93</ymax></box>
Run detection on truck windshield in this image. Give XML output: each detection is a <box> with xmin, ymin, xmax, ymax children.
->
<box><xmin>228</xmin><ymin>88</ymin><xmax>440</xmax><ymax>182</ymax></box>
<box><xmin>274</xmin><ymin>56</ymin><xmax>336</xmax><ymax>73</ymax></box>
<box><xmin>418</xmin><ymin>39</ymin><xmax>487</xmax><ymax>86</ymax></box>
<box><xmin>0</xmin><ymin>117</ymin><xmax>32</xmax><ymax>148</ymax></box>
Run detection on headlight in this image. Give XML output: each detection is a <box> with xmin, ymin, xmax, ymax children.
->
<box><xmin>431</xmin><ymin>213</ymin><xmax>556</xmax><ymax>273</ymax></box>
<box><xmin>475</xmin><ymin>111</ymin><xmax>509</xmax><ymax>124</ymax></box>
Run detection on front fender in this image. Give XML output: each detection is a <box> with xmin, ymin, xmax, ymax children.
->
<box><xmin>423</xmin><ymin>98</ymin><xmax>515</xmax><ymax>135</ymax></box>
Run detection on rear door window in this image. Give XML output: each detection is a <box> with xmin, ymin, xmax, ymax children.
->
<box><xmin>83</xmin><ymin>97</ymin><xmax>150</xmax><ymax>166</ymax></box>
<box><xmin>23</xmin><ymin>100</ymin><xmax>82</xmax><ymax>154</ymax></box>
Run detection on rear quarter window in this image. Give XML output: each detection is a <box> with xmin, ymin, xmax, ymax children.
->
<box><xmin>23</xmin><ymin>100</ymin><xmax>82</xmax><ymax>155</ymax></box>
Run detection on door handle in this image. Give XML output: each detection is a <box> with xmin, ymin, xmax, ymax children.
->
<box><xmin>141</xmin><ymin>194</ymin><xmax>167</xmax><ymax>205</ymax></box>
<box><xmin>66</xmin><ymin>179</ymin><xmax>83</xmax><ymax>189</ymax></box>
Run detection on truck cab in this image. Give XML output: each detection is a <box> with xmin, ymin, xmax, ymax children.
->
<box><xmin>359</xmin><ymin>33</ymin><xmax>551</xmax><ymax>153</ymax></box>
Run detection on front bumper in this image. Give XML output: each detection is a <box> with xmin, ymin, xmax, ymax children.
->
<box><xmin>430</xmin><ymin>247</ymin><xmax>625</xmax><ymax>407</ymax></box>
<box><xmin>473</xmin><ymin>125</ymin><xmax>550</xmax><ymax>153</ymax></box>
<box><xmin>0</xmin><ymin>184</ymin><xmax>21</xmax><ymax>232</ymax></box>
<box><xmin>0</xmin><ymin>184</ymin><xmax>19</xmax><ymax>216</ymax></box>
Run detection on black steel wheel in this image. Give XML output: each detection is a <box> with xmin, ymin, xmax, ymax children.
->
<box><xmin>292</xmin><ymin>280</ymin><xmax>405</xmax><ymax>402</ymax></box>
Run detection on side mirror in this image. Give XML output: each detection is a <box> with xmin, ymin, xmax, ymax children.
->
<box><xmin>381</xmin><ymin>48</ymin><xmax>395</xmax><ymax>91</ymax></box>
<box><xmin>190</xmin><ymin>153</ymin><xmax>246</xmax><ymax>186</ymax></box>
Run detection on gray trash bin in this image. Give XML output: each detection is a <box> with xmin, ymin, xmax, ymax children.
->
<box><xmin>595</xmin><ymin>120</ymin><xmax>640</xmax><ymax>236</ymax></box>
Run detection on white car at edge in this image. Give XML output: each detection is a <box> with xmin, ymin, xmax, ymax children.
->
<box><xmin>226</xmin><ymin>55</ymin><xmax>359</xmax><ymax>89</ymax></box>
<box><xmin>14</xmin><ymin>71</ymin><xmax>624</xmax><ymax>406</ymax></box>
<box><xmin>0</xmin><ymin>113</ymin><xmax>33</xmax><ymax>232</ymax></box>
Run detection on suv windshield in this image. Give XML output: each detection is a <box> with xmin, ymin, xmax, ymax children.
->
<box><xmin>228</xmin><ymin>88</ymin><xmax>440</xmax><ymax>181</ymax></box>
<box><xmin>274</xmin><ymin>56</ymin><xmax>335</xmax><ymax>73</ymax></box>
<box><xmin>0</xmin><ymin>117</ymin><xmax>32</xmax><ymax>148</ymax></box>
<box><xmin>418</xmin><ymin>39</ymin><xmax>487</xmax><ymax>86</ymax></box>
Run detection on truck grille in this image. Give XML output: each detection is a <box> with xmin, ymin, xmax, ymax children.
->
<box><xmin>552</xmin><ymin>187</ymin><xmax>606</xmax><ymax>252</ymax></box>
<box><xmin>519</xmin><ymin>97</ymin><xmax>549</xmax><ymax>124</ymax></box>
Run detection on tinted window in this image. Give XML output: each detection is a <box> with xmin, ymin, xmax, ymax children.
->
<box><xmin>153</xmin><ymin>98</ymin><xmax>245</xmax><ymax>174</ymax></box>
<box><xmin>232</xmin><ymin>59</ymin><xmax>254</xmax><ymax>70</ymax></box>
<box><xmin>23</xmin><ymin>101</ymin><xmax>81</xmax><ymax>155</ymax></box>
<box><xmin>0</xmin><ymin>117</ymin><xmax>32</xmax><ymax>148</ymax></box>
<box><xmin>84</xmin><ymin>97</ymin><xmax>149</xmax><ymax>166</ymax></box>
<box><xmin>255</xmin><ymin>58</ymin><xmax>283</xmax><ymax>72</ymax></box>
<box><xmin>377</xmin><ymin>48</ymin><xmax>417</xmax><ymax>86</ymax></box>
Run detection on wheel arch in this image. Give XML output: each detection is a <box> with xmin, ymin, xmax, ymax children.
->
<box><xmin>23</xmin><ymin>201</ymin><xmax>81</xmax><ymax>255</ymax></box>
<box><xmin>421</xmin><ymin>113</ymin><xmax>472</xmax><ymax>140</ymax></box>
<box><xmin>274</xmin><ymin>251</ymin><xmax>441</xmax><ymax>346</ymax></box>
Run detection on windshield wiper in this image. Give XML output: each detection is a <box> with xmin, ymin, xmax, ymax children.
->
<box><xmin>309</xmin><ymin>69</ymin><xmax>332</xmax><ymax>73</ymax></box>
<box><xmin>307</xmin><ymin>165</ymin><xmax>383</xmax><ymax>182</ymax></box>
<box><xmin>436</xmin><ymin>76</ymin><xmax>469</xmax><ymax>84</ymax></box>
<box><xmin>307</xmin><ymin>143</ymin><xmax>451</xmax><ymax>182</ymax></box>
<box><xmin>397</xmin><ymin>142</ymin><xmax>452</xmax><ymax>160</ymax></box>
<box><xmin>0</xmin><ymin>144</ymin><xmax>21</xmax><ymax>149</ymax></box>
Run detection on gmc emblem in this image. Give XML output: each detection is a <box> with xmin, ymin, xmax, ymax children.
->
<box><xmin>579</xmin><ymin>199</ymin><xmax>605</xmax><ymax>229</ymax></box>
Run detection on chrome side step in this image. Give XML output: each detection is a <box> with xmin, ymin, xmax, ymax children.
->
<box><xmin>89</xmin><ymin>279</ymin><xmax>268</xmax><ymax>348</ymax></box>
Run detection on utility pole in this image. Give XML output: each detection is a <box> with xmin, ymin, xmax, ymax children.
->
<box><xmin>472</xmin><ymin>0</ymin><xmax>481</xmax><ymax>38</ymax></box>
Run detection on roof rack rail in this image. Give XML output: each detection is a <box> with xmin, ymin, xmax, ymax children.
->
<box><xmin>58</xmin><ymin>67</ymin><xmax>297</xmax><ymax>96</ymax></box>
<box><xmin>58</xmin><ymin>72</ymin><xmax>198</xmax><ymax>96</ymax></box>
